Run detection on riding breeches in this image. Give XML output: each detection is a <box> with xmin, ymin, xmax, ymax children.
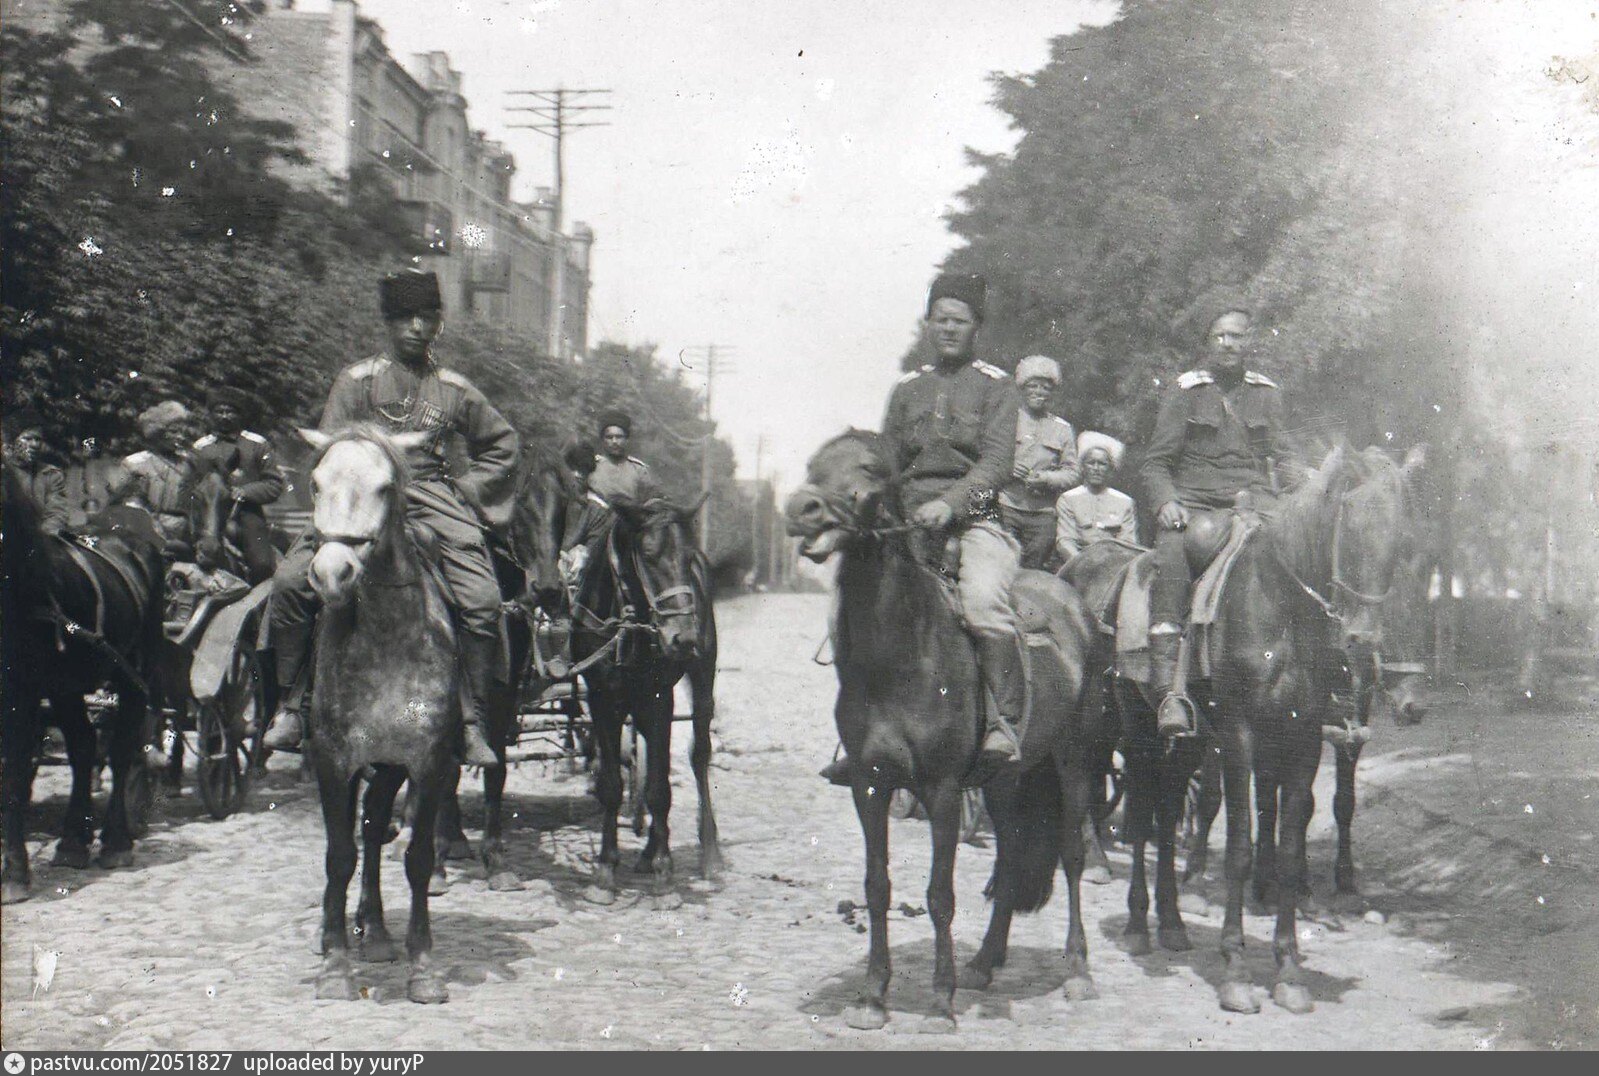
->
<box><xmin>956</xmin><ymin>519</ymin><xmax>1022</xmax><ymax>639</ymax></box>
<box><xmin>999</xmin><ymin>503</ymin><xmax>1057</xmax><ymax>573</ymax></box>
<box><xmin>233</xmin><ymin>509</ymin><xmax>277</xmax><ymax>586</ymax></box>
<box><xmin>1150</xmin><ymin>505</ymin><xmax>1229</xmax><ymax>627</ymax></box>
<box><xmin>268</xmin><ymin>480</ymin><xmax>503</xmax><ymax>697</ymax></box>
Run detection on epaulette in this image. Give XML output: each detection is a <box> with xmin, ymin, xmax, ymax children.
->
<box><xmin>897</xmin><ymin>364</ymin><xmax>933</xmax><ymax>385</ymax></box>
<box><xmin>192</xmin><ymin>434</ymin><xmax>218</xmax><ymax>450</ymax></box>
<box><xmin>973</xmin><ymin>360</ymin><xmax>1007</xmax><ymax>380</ymax></box>
<box><xmin>1176</xmin><ymin>370</ymin><xmax>1214</xmax><ymax>390</ymax></box>
<box><xmin>1243</xmin><ymin>370</ymin><xmax>1278</xmax><ymax>388</ymax></box>
<box><xmin>344</xmin><ymin>357</ymin><xmax>386</xmax><ymax>380</ymax></box>
<box><xmin>125</xmin><ymin>450</ymin><xmax>153</xmax><ymax>465</ymax></box>
<box><xmin>587</xmin><ymin>491</ymin><xmax>610</xmax><ymax>508</ymax></box>
<box><xmin>628</xmin><ymin>456</ymin><xmax>648</xmax><ymax>468</ymax></box>
<box><xmin>240</xmin><ymin>429</ymin><xmax>267</xmax><ymax>444</ymax></box>
<box><xmin>434</xmin><ymin>368</ymin><xmax>469</xmax><ymax>389</ymax></box>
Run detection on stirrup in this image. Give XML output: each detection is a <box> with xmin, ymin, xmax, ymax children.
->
<box><xmin>1156</xmin><ymin>692</ymin><xmax>1200</xmax><ymax>739</ymax></box>
<box><xmin>262</xmin><ymin>709</ymin><xmax>304</xmax><ymax>753</ymax></box>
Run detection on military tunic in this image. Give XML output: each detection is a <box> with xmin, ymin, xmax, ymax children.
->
<box><xmin>882</xmin><ymin>358</ymin><xmax>1021</xmax><ymax>640</ymax></box>
<box><xmin>589</xmin><ymin>455</ymin><xmax>657</xmax><ymax>506</ymax></box>
<box><xmin>19</xmin><ymin>461</ymin><xmax>70</xmax><ymax>537</ymax></box>
<box><xmin>193</xmin><ymin>428</ymin><xmax>284</xmax><ymax>583</ymax></box>
<box><xmin>999</xmin><ymin>409</ymin><xmax>1079</xmax><ymax>570</ymax></box>
<box><xmin>107</xmin><ymin>448</ymin><xmax>192</xmax><ymax>548</ymax></box>
<box><xmin>1054</xmin><ymin>485</ymin><xmax>1138</xmax><ymax>561</ymax></box>
<box><xmin>272</xmin><ymin>355</ymin><xmax>520</xmax><ymax>683</ymax></box>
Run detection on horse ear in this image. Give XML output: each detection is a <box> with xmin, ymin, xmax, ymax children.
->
<box><xmin>298</xmin><ymin>428</ymin><xmax>330</xmax><ymax>451</ymax></box>
<box><xmin>389</xmin><ymin>429</ymin><xmax>434</xmax><ymax>453</ymax></box>
<box><xmin>1401</xmin><ymin>443</ymin><xmax>1428</xmax><ymax>479</ymax></box>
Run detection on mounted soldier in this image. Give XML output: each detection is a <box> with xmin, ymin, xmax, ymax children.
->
<box><xmin>261</xmin><ymin>269</ymin><xmax>520</xmax><ymax>766</ymax></box>
<box><xmin>588</xmin><ymin>410</ymin><xmax>658</xmax><ymax>506</ymax></box>
<box><xmin>999</xmin><ymin>355</ymin><xmax>1079</xmax><ymax>571</ymax></box>
<box><xmin>1055</xmin><ymin>431</ymin><xmax>1137</xmax><ymax>561</ymax></box>
<box><xmin>1140</xmin><ymin>299</ymin><xmax>1300</xmax><ymax>735</ymax></box>
<box><xmin>191</xmin><ymin>386</ymin><xmax>284</xmax><ymax>584</ymax></box>
<box><xmin>105</xmin><ymin>400</ymin><xmax>197</xmax><ymax>560</ymax></box>
<box><xmin>4</xmin><ymin>408</ymin><xmax>70</xmax><ymax>537</ymax></box>
<box><xmin>821</xmin><ymin>272</ymin><xmax>1026</xmax><ymax>785</ymax></box>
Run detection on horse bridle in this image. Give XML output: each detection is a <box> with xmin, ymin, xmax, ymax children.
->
<box><xmin>1270</xmin><ymin>490</ymin><xmax>1393</xmax><ymax>626</ymax></box>
<box><xmin>606</xmin><ymin>513</ymin><xmax>697</xmax><ymax>631</ymax></box>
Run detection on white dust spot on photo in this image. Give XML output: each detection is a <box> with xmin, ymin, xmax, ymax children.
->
<box><xmin>32</xmin><ymin>946</ymin><xmax>58</xmax><ymax>998</ymax></box>
<box><xmin>730</xmin><ymin>125</ymin><xmax>813</xmax><ymax>207</ymax></box>
<box><xmin>729</xmin><ymin>982</ymin><xmax>749</xmax><ymax>1007</ymax></box>
<box><xmin>78</xmin><ymin>237</ymin><xmax>103</xmax><ymax>257</ymax></box>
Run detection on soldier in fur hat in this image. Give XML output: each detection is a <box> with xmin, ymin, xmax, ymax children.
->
<box><xmin>4</xmin><ymin>406</ymin><xmax>70</xmax><ymax>536</ymax></box>
<box><xmin>263</xmin><ymin>269</ymin><xmax>520</xmax><ymax>765</ymax></box>
<box><xmin>191</xmin><ymin>385</ymin><xmax>284</xmax><ymax>583</ymax></box>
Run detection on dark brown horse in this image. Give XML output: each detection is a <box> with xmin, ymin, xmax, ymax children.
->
<box><xmin>2</xmin><ymin>463</ymin><xmax>165</xmax><ymax>903</ymax></box>
<box><xmin>1070</xmin><ymin>444</ymin><xmax>1419</xmax><ymax>1013</ymax></box>
<box><xmin>573</xmin><ymin>491</ymin><xmax>721</xmax><ymax>900</ymax></box>
<box><xmin>784</xmin><ymin>430</ymin><xmax>1102</xmax><ymax>1031</ymax></box>
<box><xmin>297</xmin><ymin>425</ymin><xmax>457</xmax><ymax>1004</ymax></box>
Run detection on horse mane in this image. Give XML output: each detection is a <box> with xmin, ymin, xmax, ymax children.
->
<box><xmin>1266</xmin><ymin>445</ymin><xmax>1357</xmax><ymax>579</ymax></box>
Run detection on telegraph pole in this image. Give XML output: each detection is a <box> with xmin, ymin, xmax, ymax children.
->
<box><xmin>505</xmin><ymin>88</ymin><xmax>611</xmax><ymax>358</ymax></box>
<box><xmin>681</xmin><ymin>344</ymin><xmax>736</xmax><ymax>548</ymax></box>
<box><xmin>751</xmin><ymin>434</ymin><xmax>766</xmax><ymax>586</ymax></box>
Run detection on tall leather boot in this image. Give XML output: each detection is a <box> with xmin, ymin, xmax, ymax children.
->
<box><xmin>458</xmin><ymin>632</ymin><xmax>504</xmax><ymax>767</ymax></box>
<box><xmin>262</xmin><ymin>616</ymin><xmax>314</xmax><ymax>752</ymax></box>
<box><xmin>971</xmin><ymin>633</ymin><xmax>1025</xmax><ymax>782</ymax></box>
<box><xmin>1148</xmin><ymin>626</ymin><xmax>1195</xmax><ymax>737</ymax></box>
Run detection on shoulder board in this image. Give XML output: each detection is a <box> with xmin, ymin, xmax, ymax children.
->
<box><xmin>972</xmin><ymin>360</ymin><xmax>1007</xmax><ymax>380</ymax></box>
<box><xmin>627</xmin><ymin>456</ymin><xmax>648</xmax><ymax>468</ymax></box>
<box><xmin>1176</xmin><ymin>370</ymin><xmax>1214</xmax><ymax>390</ymax></box>
<box><xmin>1243</xmin><ymin>370</ymin><xmax>1278</xmax><ymax>388</ymax></box>
<box><xmin>343</xmin><ymin>356</ymin><xmax>386</xmax><ymax>380</ymax></box>
<box><xmin>125</xmin><ymin>450</ymin><xmax>153</xmax><ymax>465</ymax></box>
<box><xmin>587</xmin><ymin>491</ymin><xmax>610</xmax><ymax>508</ymax></box>
<box><xmin>1050</xmin><ymin>416</ymin><xmax>1073</xmax><ymax>432</ymax></box>
<box><xmin>434</xmin><ymin>368</ymin><xmax>469</xmax><ymax>389</ymax></box>
<box><xmin>240</xmin><ymin>429</ymin><xmax>267</xmax><ymax>444</ymax></box>
<box><xmin>192</xmin><ymin>434</ymin><xmax>218</xmax><ymax>450</ymax></box>
<box><xmin>896</xmin><ymin>364</ymin><xmax>933</xmax><ymax>385</ymax></box>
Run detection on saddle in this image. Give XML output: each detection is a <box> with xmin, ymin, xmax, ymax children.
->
<box><xmin>164</xmin><ymin>561</ymin><xmax>250</xmax><ymax>648</ymax></box>
<box><xmin>1098</xmin><ymin>512</ymin><xmax>1258</xmax><ymax>686</ymax></box>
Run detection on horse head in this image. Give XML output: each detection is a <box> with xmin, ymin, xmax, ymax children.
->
<box><xmin>784</xmin><ymin>429</ymin><xmax>895</xmax><ymax>562</ymax></box>
<box><xmin>181</xmin><ymin>464</ymin><xmax>232</xmax><ymax>572</ymax></box>
<box><xmin>509</xmin><ymin>449</ymin><xmax>579</xmax><ymax>611</ymax></box>
<box><xmin>610</xmin><ymin>492</ymin><xmax>706</xmax><ymax>661</ymax></box>
<box><xmin>1271</xmin><ymin>442</ymin><xmax>1426</xmax><ymax>680</ymax></box>
<box><xmin>299</xmin><ymin>425</ymin><xmax>429</xmax><ymax>606</ymax></box>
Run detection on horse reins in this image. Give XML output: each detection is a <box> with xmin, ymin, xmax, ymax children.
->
<box><xmin>1268</xmin><ymin>492</ymin><xmax>1393</xmax><ymax>624</ymax></box>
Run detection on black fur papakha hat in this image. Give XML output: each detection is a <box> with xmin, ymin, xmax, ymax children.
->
<box><xmin>926</xmin><ymin>272</ymin><xmax>987</xmax><ymax>322</ymax></box>
<box><xmin>380</xmin><ymin>269</ymin><xmax>443</xmax><ymax>320</ymax></box>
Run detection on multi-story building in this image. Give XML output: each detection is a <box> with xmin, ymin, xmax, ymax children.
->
<box><xmin>217</xmin><ymin>0</ymin><xmax>593</xmax><ymax>355</ymax></box>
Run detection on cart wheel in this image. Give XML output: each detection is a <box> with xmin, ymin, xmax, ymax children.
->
<box><xmin>196</xmin><ymin>650</ymin><xmax>261</xmax><ymax>820</ymax></box>
<box><xmin>124</xmin><ymin>763</ymin><xmax>154</xmax><ymax>839</ymax></box>
<box><xmin>626</xmin><ymin>725</ymin><xmax>647</xmax><ymax>836</ymax></box>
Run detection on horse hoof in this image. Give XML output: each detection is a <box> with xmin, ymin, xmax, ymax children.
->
<box><xmin>1219</xmin><ymin>981</ymin><xmax>1260</xmax><ymax>1013</ymax></box>
<box><xmin>315</xmin><ymin>973</ymin><xmax>358</xmax><ymax>1002</ymax></box>
<box><xmin>408</xmin><ymin>973</ymin><xmax>449</xmax><ymax>1005</ymax></box>
<box><xmin>443</xmin><ymin>838</ymin><xmax>473</xmax><ymax>861</ymax></box>
<box><xmin>53</xmin><ymin>844</ymin><xmax>93</xmax><ymax>870</ymax></box>
<box><xmin>700</xmin><ymin>851</ymin><xmax>725</xmax><ymax>881</ymax></box>
<box><xmin>1</xmin><ymin>879</ymin><xmax>31</xmax><ymax>905</ymax></box>
<box><xmin>581</xmin><ymin>885</ymin><xmax>616</xmax><ymax>906</ymax></box>
<box><xmin>97</xmin><ymin>849</ymin><xmax>134</xmax><ymax>870</ymax></box>
<box><xmin>921</xmin><ymin>1014</ymin><xmax>957</xmax><ymax>1034</ymax></box>
<box><xmin>428</xmin><ymin>868</ymin><xmax>449</xmax><ymax>896</ymax></box>
<box><xmin>359</xmin><ymin>935</ymin><xmax>400</xmax><ymax>964</ymax></box>
<box><xmin>1124</xmin><ymin>931</ymin><xmax>1153</xmax><ymax>957</ymax></box>
<box><xmin>1158</xmin><ymin>926</ymin><xmax>1193</xmax><ymax>952</ymax></box>
<box><xmin>1083</xmin><ymin>864</ymin><xmax>1113</xmax><ymax>886</ymax></box>
<box><xmin>488</xmin><ymin>871</ymin><xmax>523</xmax><ymax>892</ymax></box>
<box><xmin>956</xmin><ymin>963</ymin><xmax>994</xmax><ymax>991</ymax></box>
<box><xmin>1273</xmin><ymin>982</ymin><xmax>1314</xmax><ymax>1014</ymax></box>
<box><xmin>1063</xmin><ymin>976</ymin><xmax>1099</xmax><ymax>1002</ymax></box>
<box><xmin>843</xmin><ymin>1004</ymin><xmax>888</xmax><ymax>1031</ymax></box>
<box><xmin>652</xmin><ymin>891</ymin><xmax>685</xmax><ymax>912</ymax></box>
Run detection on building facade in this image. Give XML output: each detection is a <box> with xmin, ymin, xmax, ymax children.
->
<box><xmin>219</xmin><ymin>0</ymin><xmax>592</xmax><ymax>355</ymax></box>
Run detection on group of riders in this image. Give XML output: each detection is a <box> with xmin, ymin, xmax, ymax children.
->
<box><xmin>4</xmin><ymin>268</ymin><xmax>663</xmax><ymax>770</ymax></box>
<box><xmin>6</xmin><ymin>265</ymin><xmax>1297</xmax><ymax>786</ymax></box>
<box><xmin>818</xmin><ymin>271</ymin><xmax>1300</xmax><ymax>788</ymax></box>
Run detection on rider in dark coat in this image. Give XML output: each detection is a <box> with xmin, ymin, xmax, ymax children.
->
<box><xmin>191</xmin><ymin>386</ymin><xmax>284</xmax><ymax>584</ymax></box>
<box><xmin>4</xmin><ymin>408</ymin><xmax>70</xmax><ymax>537</ymax></box>
<box><xmin>1140</xmin><ymin>301</ymin><xmax>1299</xmax><ymax>734</ymax></box>
<box><xmin>262</xmin><ymin>270</ymin><xmax>521</xmax><ymax>765</ymax></box>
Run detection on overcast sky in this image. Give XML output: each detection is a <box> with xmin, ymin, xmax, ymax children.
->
<box><xmin>356</xmin><ymin>0</ymin><xmax>1118</xmax><ymax>487</ymax></box>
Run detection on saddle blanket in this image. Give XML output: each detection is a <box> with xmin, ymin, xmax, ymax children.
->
<box><xmin>1112</xmin><ymin>514</ymin><xmax>1257</xmax><ymax>685</ymax></box>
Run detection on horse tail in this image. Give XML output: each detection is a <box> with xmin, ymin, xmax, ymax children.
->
<box><xmin>983</xmin><ymin>761</ymin><xmax>1062</xmax><ymax>914</ymax></box>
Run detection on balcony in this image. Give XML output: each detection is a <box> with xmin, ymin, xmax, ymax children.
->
<box><xmin>465</xmin><ymin>250</ymin><xmax>511</xmax><ymax>292</ymax></box>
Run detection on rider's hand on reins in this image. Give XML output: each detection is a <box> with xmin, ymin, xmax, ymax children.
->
<box><xmin>911</xmin><ymin>499</ymin><xmax>955</xmax><ymax>530</ymax></box>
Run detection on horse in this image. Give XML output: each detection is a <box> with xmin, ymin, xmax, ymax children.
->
<box><xmin>296</xmin><ymin>423</ymin><xmax>460</xmax><ymax>1004</ymax></box>
<box><xmin>784</xmin><ymin>430</ymin><xmax>1102</xmax><ymax>1031</ymax></box>
<box><xmin>572</xmin><ymin>489</ymin><xmax>721</xmax><ymax>900</ymax></box>
<box><xmin>1069</xmin><ymin>444</ymin><xmax>1420</xmax><ymax>1013</ymax></box>
<box><xmin>2</xmin><ymin>463</ymin><xmax>165</xmax><ymax>903</ymax></box>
